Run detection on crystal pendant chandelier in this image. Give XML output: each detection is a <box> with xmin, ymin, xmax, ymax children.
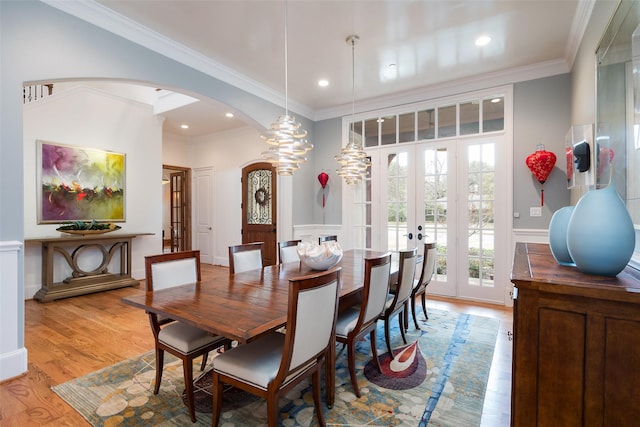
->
<box><xmin>335</xmin><ymin>35</ymin><xmax>370</xmax><ymax>185</ymax></box>
<box><xmin>261</xmin><ymin>1</ymin><xmax>313</xmax><ymax>176</ymax></box>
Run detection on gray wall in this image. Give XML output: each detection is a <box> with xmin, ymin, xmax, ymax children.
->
<box><xmin>310</xmin><ymin>117</ymin><xmax>343</xmax><ymax>225</ymax></box>
<box><xmin>513</xmin><ymin>74</ymin><xmax>572</xmax><ymax>227</ymax></box>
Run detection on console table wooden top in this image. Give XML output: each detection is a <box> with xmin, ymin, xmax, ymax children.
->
<box><xmin>26</xmin><ymin>232</ymin><xmax>153</xmax><ymax>243</ymax></box>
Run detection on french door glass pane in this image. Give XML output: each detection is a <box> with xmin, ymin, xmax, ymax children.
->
<box><xmin>483</xmin><ymin>97</ymin><xmax>504</xmax><ymax>131</ymax></box>
<box><xmin>422</xmin><ymin>147</ymin><xmax>448</xmax><ymax>281</ymax></box>
<box><xmin>353</xmin><ymin>159</ymin><xmax>372</xmax><ymax>249</ymax></box>
<box><xmin>381</xmin><ymin>115</ymin><xmax>397</xmax><ymax>145</ymax></box>
<box><xmin>460</xmin><ymin>101</ymin><xmax>480</xmax><ymax>135</ymax></box>
<box><xmin>438</xmin><ymin>105</ymin><xmax>457</xmax><ymax>138</ymax></box>
<box><xmin>365</xmin><ymin>118</ymin><xmax>379</xmax><ymax>147</ymax></box>
<box><xmin>417</xmin><ymin>109</ymin><xmax>435</xmax><ymax>140</ymax></box>
<box><xmin>387</xmin><ymin>152</ymin><xmax>408</xmax><ymax>252</ymax></box>
<box><xmin>352</xmin><ymin>120</ymin><xmax>363</xmax><ymax>142</ymax></box>
<box><xmin>399</xmin><ymin>112</ymin><xmax>415</xmax><ymax>143</ymax></box>
<box><xmin>467</xmin><ymin>143</ymin><xmax>495</xmax><ymax>287</ymax></box>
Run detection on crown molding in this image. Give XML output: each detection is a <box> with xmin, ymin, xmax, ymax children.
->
<box><xmin>564</xmin><ymin>0</ymin><xmax>597</xmax><ymax>68</ymax></box>
<box><xmin>314</xmin><ymin>58</ymin><xmax>570</xmax><ymax>121</ymax></box>
<box><xmin>40</xmin><ymin>0</ymin><xmax>314</xmax><ymax>120</ymax></box>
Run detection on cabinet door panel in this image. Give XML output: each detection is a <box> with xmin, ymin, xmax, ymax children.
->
<box><xmin>538</xmin><ymin>308</ymin><xmax>586</xmax><ymax>427</ymax></box>
<box><xmin>604</xmin><ymin>317</ymin><xmax>640</xmax><ymax>426</ymax></box>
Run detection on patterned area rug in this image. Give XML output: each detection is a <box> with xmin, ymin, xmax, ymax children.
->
<box><xmin>52</xmin><ymin>308</ymin><xmax>499</xmax><ymax>426</ymax></box>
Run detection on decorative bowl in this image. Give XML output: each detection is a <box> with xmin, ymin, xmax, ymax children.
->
<box><xmin>297</xmin><ymin>241</ymin><xmax>343</xmax><ymax>270</ymax></box>
<box><xmin>56</xmin><ymin>221</ymin><xmax>121</xmax><ymax>236</ymax></box>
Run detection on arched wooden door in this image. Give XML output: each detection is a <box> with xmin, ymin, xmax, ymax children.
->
<box><xmin>242</xmin><ymin>162</ymin><xmax>277</xmax><ymax>266</ymax></box>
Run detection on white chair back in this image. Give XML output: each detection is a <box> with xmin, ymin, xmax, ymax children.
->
<box><xmin>395</xmin><ymin>250</ymin><xmax>417</xmax><ymax>305</ymax></box>
<box><xmin>232</xmin><ymin>249</ymin><xmax>263</xmax><ymax>274</ymax></box>
<box><xmin>280</xmin><ymin>245</ymin><xmax>300</xmax><ymax>264</ymax></box>
<box><xmin>363</xmin><ymin>260</ymin><xmax>392</xmax><ymax>323</ymax></box>
<box><xmin>289</xmin><ymin>276</ymin><xmax>339</xmax><ymax>369</ymax></box>
<box><xmin>418</xmin><ymin>243</ymin><xmax>437</xmax><ymax>290</ymax></box>
<box><xmin>150</xmin><ymin>258</ymin><xmax>198</xmax><ymax>290</ymax></box>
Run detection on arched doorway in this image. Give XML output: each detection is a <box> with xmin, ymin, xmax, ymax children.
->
<box><xmin>242</xmin><ymin>162</ymin><xmax>278</xmax><ymax>266</ymax></box>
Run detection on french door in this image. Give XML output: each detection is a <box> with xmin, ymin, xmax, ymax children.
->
<box><xmin>372</xmin><ymin>134</ymin><xmax>509</xmax><ymax>303</ymax></box>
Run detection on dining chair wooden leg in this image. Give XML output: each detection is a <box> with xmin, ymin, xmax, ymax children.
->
<box><xmin>312</xmin><ymin>368</ymin><xmax>326</xmax><ymax>426</ymax></box>
<box><xmin>398</xmin><ymin>310</ymin><xmax>408</xmax><ymax>345</ymax></box>
<box><xmin>347</xmin><ymin>342</ymin><xmax>361</xmax><ymax>398</ymax></box>
<box><xmin>182</xmin><ymin>358</ymin><xmax>197</xmax><ymax>423</ymax></box>
<box><xmin>369</xmin><ymin>330</ymin><xmax>382</xmax><ymax>373</ymax></box>
<box><xmin>403</xmin><ymin>301</ymin><xmax>409</xmax><ymax>331</ymax></box>
<box><xmin>154</xmin><ymin>348</ymin><xmax>164</xmax><ymax>394</ymax></box>
<box><xmin>212</xmin><ymin>372</ymin><xmax>224</xmax><ymax>427</ymax></box>
<box><xmin>411</xmin><ymin>296</ymin><xmax>420</xmax><ymax>329</ymax></box>
<box><xmin>384</xmin><ymin>318</ymin><xmax>394</xmax><ymax>360</ymax></box>
<box><xmin>266</xmin><ymin>391</ymin><xmax>279</xmax><ymax>427</ymax></box>
<box><xmin>421</xmin><ymin>293</ymin><xmax>429</xmax><ymax>320</ymax></box>
<box><xmin>200</xmin><ymin>352</ymin><xmax>208</xmax><ymax>371</ymax></box>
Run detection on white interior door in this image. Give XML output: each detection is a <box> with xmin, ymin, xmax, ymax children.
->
<box><xmin>194</xmin><ymin>167</ymin><xmax>214</xmax><ymax>264</ymax></box>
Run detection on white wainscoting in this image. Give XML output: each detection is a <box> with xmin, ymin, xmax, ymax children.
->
<box><xmin>0</xmin><ymin>241</ymin><xmax>27</xmax><ymax>382</ymax></box>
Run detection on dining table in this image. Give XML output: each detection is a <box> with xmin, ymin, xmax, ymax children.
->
<box><xmin>121</xmin><ymin>248</ymin><xmax>392</xmax><ymax>407</ymax></box>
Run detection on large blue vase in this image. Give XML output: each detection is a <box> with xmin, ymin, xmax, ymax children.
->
<box><xmin>566</xmin><ymin>184</ymin><xmax>635</xmax><ymax>276</ymax></box>
<box><xmin>548</xmin><ymin>206</ymin><xmax>575</xmax><ymax>266</ymax></box>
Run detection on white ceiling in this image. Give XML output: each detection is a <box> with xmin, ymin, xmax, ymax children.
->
<box><xmin>47</xmin><ymin>0</ymin><xmax>593</xmax><ymax>137</ymax></box>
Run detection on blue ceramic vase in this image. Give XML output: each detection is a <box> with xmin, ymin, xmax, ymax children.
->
<box><xmin>548</xmin><ymin>206</ymin><xmax>575</xmax><ymax>266</ymax></box>
<box><xmin>566</xmin><ymin>184</ymin><xmax>635</xmax><ymax>276</ymax></box>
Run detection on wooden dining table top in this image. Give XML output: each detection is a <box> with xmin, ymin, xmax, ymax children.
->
<box><xmin>121</xmin><ymin>249</ymin><xmax>390</xmax><ymax>344</ymax></box>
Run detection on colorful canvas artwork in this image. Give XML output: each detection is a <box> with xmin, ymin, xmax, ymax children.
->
<box><xmin>38</xmin><ymin>141</ymin><xmax>125</xmax><ymax>223</ymax></box>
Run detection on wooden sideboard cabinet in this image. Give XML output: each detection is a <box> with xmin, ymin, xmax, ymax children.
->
<box><xmin>510</xmin><ymin>242</ymin><xmax>640</xmax><ymax>427</ymax></box>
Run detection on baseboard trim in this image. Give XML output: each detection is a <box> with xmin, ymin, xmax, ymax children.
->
<box><xmin>0</xmin><ymin>347</ymin><xmax>28</xmax><ymax>383</ymax></box>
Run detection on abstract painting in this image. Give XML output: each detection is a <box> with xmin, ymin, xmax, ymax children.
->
<box><xmin>38</xmin><ymin>140</ymin><xmax>125</xmax><ymax>223</ymax></box>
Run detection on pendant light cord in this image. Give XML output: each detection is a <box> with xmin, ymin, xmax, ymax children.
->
<box><xmin>284</xmin><ymin>0</ymin><xmax>289</xmax><ymax>116</ymax></box>
<box><xmin>351</xmin><ymin>37</ymin><xmax>355</xmax><ymax>143</ymax></box>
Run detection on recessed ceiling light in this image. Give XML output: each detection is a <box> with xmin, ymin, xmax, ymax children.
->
<box><xmin>491</xmin><ymin>98</ymin><xmax>502</xmax><ymax>103</ymax></box>
<box><xmin>318</xmin><ymin>79</ymin><xmax>329</xmax><ymax>87</ymax></box>
<box><xmin>180</xmin><ymin>124</ymin><xmax>189</xmax><ymax>129</ymax></box>
<box><xmin>225</xmin><ymin>112</ymin><xmax>234</xmax><ymax>118</ymax></box>
<box><xmin>475</xmin><ymin>35</ymin><xmax>491</xmax><ymax>47</ymax></box>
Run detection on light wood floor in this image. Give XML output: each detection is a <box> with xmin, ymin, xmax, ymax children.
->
<box><xmin>0</xmin><ymin>264</ymin><xmax>513</xmax><ymax>426</ymax></box>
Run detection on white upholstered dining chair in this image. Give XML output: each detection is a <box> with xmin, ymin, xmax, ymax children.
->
<box><xmin>318</xmin><ymin>235</ymin><xmax>337</xmax><ymax>244</ymax></box>
<box><xmin>211</xmin><ymin>267</ymin><xmax>342</xmax><ymax>427</ymax></box>
<box><xmin>380</xmin><ymin>248</ymin><xmax>417</xmax><ymax>359</ymax></box>
<box><xmin>335</xmin><ymin>253</ymin><xmax>391</xmax><ymax>398</ymax></box>
<box><xmin>228</xmin><ymin>242</ymin><xmax>264</xmax><ymax>274</ymax></box>
<box><xmin>278</xmin><ymin>239</ymin><xmax>301</xmax><ymax>264</ymax></box>
<box><xmin>145</xmin><ymin>250</ymin><xmax>230</xmax><ymax>423</ymax></box>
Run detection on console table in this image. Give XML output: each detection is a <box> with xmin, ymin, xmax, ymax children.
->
<box><xmin>510</xmin><ymin>242</ymin><xmax>640</xmax><ymax>426</ymax></box>
<box><xmin>27</xmin><ymin>233</ymin><xmax>151</xmax><ymax>302</ymax></box>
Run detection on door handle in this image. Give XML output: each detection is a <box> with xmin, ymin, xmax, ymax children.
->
<box><xmin>403</xmin><ymin>232</ymin><xmax>413</xmax><ymax>240</ymax></box>
<box><xmin>208</xmin><ymin>227</ymin><xmax>212</xmax><ymax>230</ymax></box>
<box><xmin>417</xmin><ymin>233</ymin><xmax>423</xmax><ymax>240</ymax></box>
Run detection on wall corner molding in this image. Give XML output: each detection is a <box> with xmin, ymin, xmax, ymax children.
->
<box><xmin>0</xmin><ymin>240</ymin><xmax>26</xmax><ymax>382</ymax></box>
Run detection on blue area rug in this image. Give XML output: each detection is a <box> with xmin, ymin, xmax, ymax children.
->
<box><xmin>52</xmin><ymin>308</ymin><xmax>499</xmax><ymax>426</ymax></box>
